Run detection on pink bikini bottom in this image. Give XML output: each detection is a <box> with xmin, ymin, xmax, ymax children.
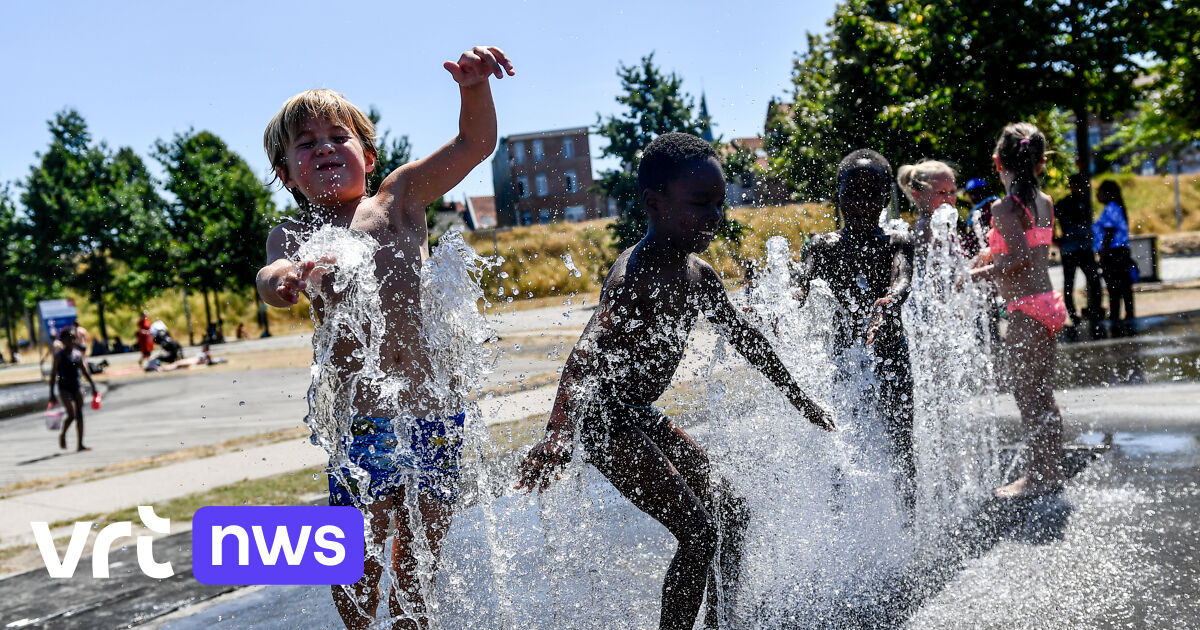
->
<box><xmin>1007</xmin><ymin>291</ymin><xmax>1067</xmax><ymax>335</ymax></box>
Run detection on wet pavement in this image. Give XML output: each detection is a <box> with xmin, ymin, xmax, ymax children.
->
<box><xmin>2</xmin><ymin>396</ymin><xmax>1197</xmax><ymax>629</ymax></box>
<box><xmin>3</xmin><ymin>299</ymin><xmax>1199</xmax><ymax>628</ymax></box>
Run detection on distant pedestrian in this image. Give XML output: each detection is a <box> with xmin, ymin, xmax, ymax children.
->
<box><xmin>1094</xmin><ymin>180</ymin><xmax>1135</xmax><ymax>327</ymax></box>
<box><xmin>235</xmin><ymin>322</ymin><xmax>249</xmax><ymax>340</ymax></box>
<box><xmin>1055</xmin><ymin>174</ymin><xmax>1105</xmax><ymax>326</ymax></box>
<box><xmin>49</xmin><ymin>328</ymin><xmax>96</xmax><ymax>451</ymax></box>
<box><xmin>136</xmin><ymin>311</ymin><xmax>154</xmax><ymax>367</ymax></box>
<box><xmin>963</xmin><ymin>178</ymin><xmax>1000</xmax><ymax>257</ymax></box>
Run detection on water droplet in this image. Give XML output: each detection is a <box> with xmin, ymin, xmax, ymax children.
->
<box><xmin>239</xmin><ymin>401</ymin><xmax>246</xmax><ymax>407</ymax></box>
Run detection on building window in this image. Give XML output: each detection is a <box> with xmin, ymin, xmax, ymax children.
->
<box><xmin>512</xmin><ymin>141</ymin><xmax>526</xmax><ymax>165</ymax></box>
<box><xmin>539</xmin><ymin>209</ymin><xmax>552</xmax><ymax>224</ymax></box>
<box><xmin>564</xmin><ymin>170</ymin><xmax>578</xmax><ymax>193</ymax></box>
<box><xmin>607</xmin><ymin>198</ymin><xmax>618</xmax><ymax>216</ymax></box>
<box><xmin>565</xmin><ymin>205</ymin><xmax>586</xmax><ymax>222</ymax></box>
<box><xmin>532</xmin><ymin>139</ymin><xmax>545</xmax><ymax>162</ymax></box>
<box><xmin>535</xmin><ymin>173</ymin><xmax>548</xmax><ymax>196</ymax></box>
<box><xmin>562</xmin><ymin>137</ymin><xmax>575</xmax><ymax>159</ymax></box>
<box><xmin>516</xmin><ymin>176</ymin><xmax>530</xmax><ymax>198</ymax></box>
<box><xmin>521</xmin><ymin>211</ymin><xmax>532</xmax><ymax>225</ymax></box>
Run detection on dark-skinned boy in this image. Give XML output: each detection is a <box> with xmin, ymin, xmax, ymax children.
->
<box><xmin>792</xmin><ymin>149</ymin><xmax>917</xmax><ymax>519</ymax></box>
<box><xmin>517</xmin><ymin>133</ymin><xmax>834</xmax><ymax>630</ymax></box>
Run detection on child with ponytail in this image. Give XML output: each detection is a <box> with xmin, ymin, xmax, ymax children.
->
<box><xmin>971</xmin><ymin>122</ymin><xmax>1066</xmax><ymax>498</ymax></box>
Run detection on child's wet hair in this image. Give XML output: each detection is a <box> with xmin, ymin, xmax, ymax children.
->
<box><xmin>896</xmin><ymin>160</ymin><xmax>955</xmax><ymax>204</ymax></box>
<box><xmin>836</xmin><ymin>149</ymin><xmax>892</xmax><ymax>199</ymax></box>
<box><xmin>638</xmin><ymin>132</ymin><xmax>719</xmax><ymax>195</ymax></box>
<box><xmin>994</xmin><ymin>122</ymin><xmax>1045</xmax><ymax>207</ymax></box>
<box><xmin>263</xmin><ymin>89</ymin><xmax>377</xmax><ymax>204</ymax></box>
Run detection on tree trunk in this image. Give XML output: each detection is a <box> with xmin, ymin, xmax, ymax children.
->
<box><xmin>2</xmin><ymin>292</ymin><xmax>14</xmax><ymax>360</ymax></box>
<box><xmin>214</xmin><ymin>289</ymin><xmax>224</xmax><ymax>340</ymax></box>
<box><xmin>182</xmin><ymin>285</ymin><xmax>194</xmax><ymax>346</ymax></box>
<box><xmin>94</xmin><ymin>287</ymin><xmax>109</xmax><ymax>349</ymax></box>
<box><xmin>25</xmin><ymin>307</ymin><xmax>36</xmax><ymax>348</ymax></box>
<box><xmin>1074</xmin><ymin>106</ymin><xmax>1092</xmax><ymax>197</ymax></box>
<box><xmin>202</xmin><ymin>288</ymin><xmax>213</xmax><ymax>332</ymax></box>
<box><xmin>1072</xmin><ymin>0</ymin><xmax>1093</xmax><ymax>208</ymax></box>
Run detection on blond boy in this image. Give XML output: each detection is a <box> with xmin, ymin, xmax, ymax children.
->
<box><xmin>256</xmin><ymin>46</ymin><xmax>514</xmax><ymax>630</ymax></box>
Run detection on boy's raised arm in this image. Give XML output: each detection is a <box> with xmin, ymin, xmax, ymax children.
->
<box><xmin>381</xmin><ymin>46</ymin><xmax>515</xmax><ymax>221</ymax></box>
<box><xmin>699</xmin><ymin>265</ymin><xmax>834</xmax><ymax>431</ymax></box>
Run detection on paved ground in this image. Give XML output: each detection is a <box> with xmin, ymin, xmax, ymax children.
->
<box><xmin>3</xmin><ymin>381</ymin><xmax>1194</xmax><ymax>630</ymax></box>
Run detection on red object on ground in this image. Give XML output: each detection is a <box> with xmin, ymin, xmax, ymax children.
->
<box><xmin>91</xmin><ymin>392</ymin><xmax>102</xmax><ymax>410</ymax></box>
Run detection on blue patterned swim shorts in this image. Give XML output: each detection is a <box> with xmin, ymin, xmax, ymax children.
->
<box><xmin>327</xmin><ymin>412</ymin><xmax>466</xmax><ymax>507</ymax></box>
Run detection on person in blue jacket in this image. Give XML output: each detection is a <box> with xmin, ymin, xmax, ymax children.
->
<box><xmin>1094</xmin><ymin>180</ymin><xmax>1135</xmax><ymax>327</ymax></box>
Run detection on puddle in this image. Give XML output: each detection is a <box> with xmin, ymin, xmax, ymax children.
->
<box><xmin>1056</xmin><ymin>334</ymin><xmax>1200</xmax><ymax>388</ymax></box>
<box><xmin>1080</xmin><ymin>431</ymin><xmax>1199</xmax><ymax>456</ymax></box>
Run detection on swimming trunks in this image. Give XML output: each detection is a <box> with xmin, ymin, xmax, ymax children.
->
<box><xmin>579</xmin><ymin>390</ymin><xmax>675</xmax><ymax>457</ymax></box>
<box><xmin>1006</xmin><ymin>291</ymin><xmax>1067</xmax><ymax>336</ymax></box>
<box><xmin>56</xmin><ymin>348</ymin><xmax>84</xmax><ymax>393</ymax></box>
<box><xmin>327</xmin><ymin>412</ymin><xmax>466</xmax><ymax>506</ymax></box>
<box><xmin>987</xmin><ymin>195</ymin><xmax>1054</xmax><ymax>256</ymax></box>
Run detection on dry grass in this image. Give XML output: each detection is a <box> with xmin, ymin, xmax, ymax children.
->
<box><xmin>1044</xmin><ymin>173</ymin><xmax>1200</xmax><ymax>235</ymax></box>
<box><xmin>463</xmin><ymin>204</ymin><xmax>838</xmax><ymax>301</ymax></box>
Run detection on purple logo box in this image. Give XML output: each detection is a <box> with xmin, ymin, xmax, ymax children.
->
<box><xmin>192</xmin><ymin>506</ymin><xmax>364</xmax><ymax>585</ymax></box>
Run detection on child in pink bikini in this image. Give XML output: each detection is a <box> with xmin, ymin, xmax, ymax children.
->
<box><xmin>971</xmin><ymin>122</ymin><xmax>1066</xmax><ymax>499</ymax></box>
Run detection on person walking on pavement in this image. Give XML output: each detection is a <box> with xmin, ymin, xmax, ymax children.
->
<box><xmin>1055</xmin><ymin>174</ymin><xmax>1105</xmax><ymax>334</ymax></box>
<box><xmin>49</xmin><ymin>328</ymin><xmax>96</xmax><ymax>451</ymax></box>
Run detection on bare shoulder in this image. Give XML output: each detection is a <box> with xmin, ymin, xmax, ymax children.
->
<box><xmin>266</xmin><ymin>220</ymin><xmax>305</xmax><ymax>263</ymax></box>
<box><xmin>990</xmin><ymin>196</ymin><xmax>1018</xmax><ymax>220</ymax></box>
<box><xmin>375</xmin><ymin>163</ymin><xmax>425</xmax><ymax>227</ymax></box>
<box><xmin>690</xmin><ymin>255</ymin><xmax>721</xmax><ymax>284</ymax></box>
<box><xmin>809</xmin><ymin>232</ymin><xmax>839</xmax><ymax>249</ymax></box>
<box><xmin>600</xmin><ymin>248</ymin><xmax>635</xmax><ymax>297</ymax></box>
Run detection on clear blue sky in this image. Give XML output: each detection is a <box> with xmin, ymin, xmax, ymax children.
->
<box><xmin>1</xmin><ymin>1</ymin><xmax>837</xmax><ymax>205</ymax></box>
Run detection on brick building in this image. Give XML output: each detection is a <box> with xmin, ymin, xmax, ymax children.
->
<box><xmin>491</xmin><ymin>127</ymin><xmax>613</xmax><ymax>226</ymax></box>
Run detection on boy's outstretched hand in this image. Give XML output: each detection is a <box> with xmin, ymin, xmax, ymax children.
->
<box><xmin>515</xmin><ymin>433</ymin><xmax>571</xmax><ymax>493</ymax></box>
<box><xmin>270</xmin><ymin>256</ymin><xmax>336</xmax><ymax>305</ymax></box>
<box><xmin>444</xmin><ymin>46</ymin><xmax>515</xmax><ymax>87</ymax></box>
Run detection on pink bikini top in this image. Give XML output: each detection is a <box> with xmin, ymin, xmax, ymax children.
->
<box><xmin>987</xmin><ymin>195</ymin><xmax>1054</xmax><ymax>255</ymax></box>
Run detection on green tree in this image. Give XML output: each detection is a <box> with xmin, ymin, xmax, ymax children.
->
<box><xmin>770</xmin><ymin>0</ymin><xmax>1159</xmax><ymax>201</ymax></box>
<box><xmin>366</xmin><ymin>106</ymin><xmax>413</xmax><ymax>195</ymax></box>
<box><xmin>154</xmin><ymin>129</ymin><xmax>278</xmax><ymax>337</ymax></box>
<box><xmin>20</xmin><ymin>110</ymin><xmax>168</xmax><ymax>343</ymax></box>
<box><xmin>0</xmin><ymin>186</ymin><xmax>31</xmax><ymax>359</ymax></box>
<box><xmin>594</xmin><ymin>53</ymin><xmax>705</xmax><ymax>249</ymax></box>
<box><xmin>1107</xmin><ymin>2</ymin><xmax>1200</xmax><ymax>167</ymax></box>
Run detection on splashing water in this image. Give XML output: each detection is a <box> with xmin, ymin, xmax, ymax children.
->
<box><xmin>562</xmin><ymin>252</ymin><xmax>582</xmax><ymax>278</ymax></box>
<box><xmin>294</xmin><ymin>221</ymin><xmax>1001</xmax><ymax>628</ymax></box>
<box><xmin>903</xmin><ymin>204</ymin><xmax>1002</xmax><ymax>535</ymax></box>
<box><xmin>296</xmin><ymin>226</ymin><xmax>504</xmax><ymax>628</ymax></box>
